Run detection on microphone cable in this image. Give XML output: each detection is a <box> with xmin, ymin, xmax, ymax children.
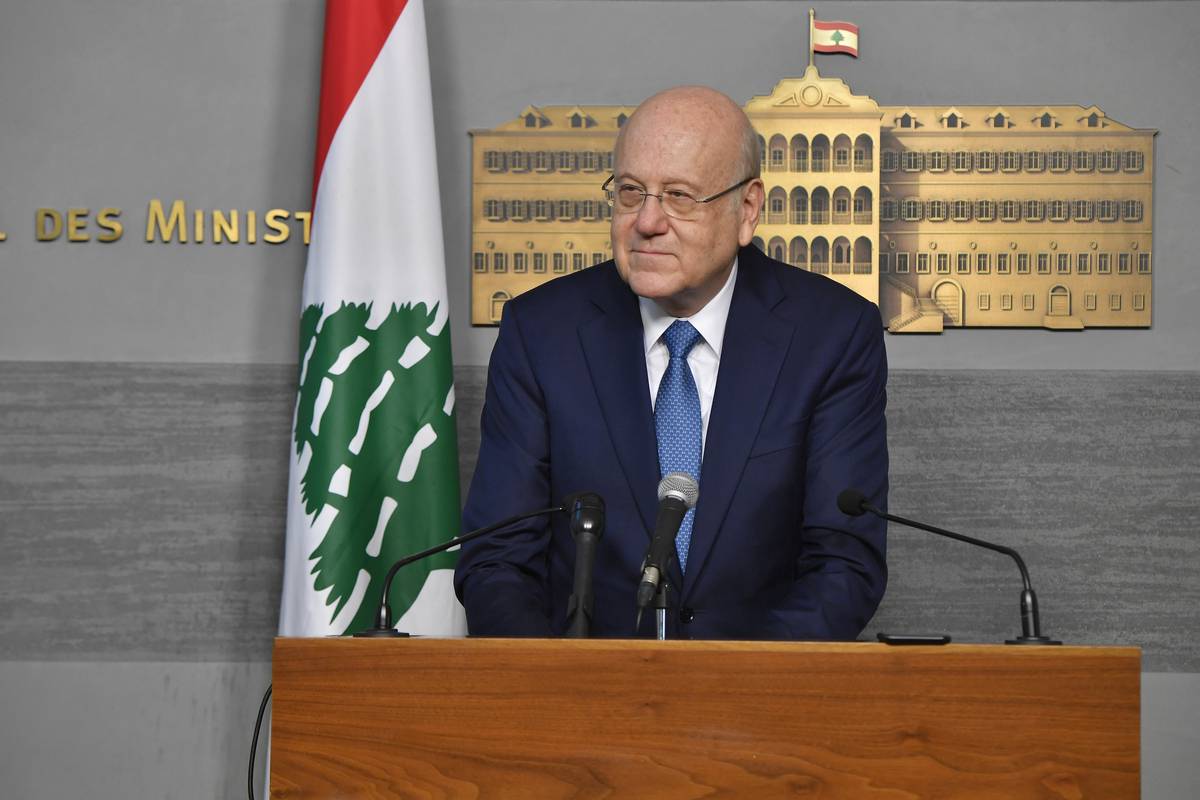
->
<box><xmin>247</xmin><ymin>684</ymin><xmax>272</xmax><ymax>800</ymax></box>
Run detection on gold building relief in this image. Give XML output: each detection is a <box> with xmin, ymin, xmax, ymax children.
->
<box><xmin>469</xmin><ymin>68</ymin><xmax>1154</xmax><ymax>332</ymax></box>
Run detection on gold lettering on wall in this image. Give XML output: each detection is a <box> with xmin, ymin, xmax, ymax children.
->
<box><xmin>147</xmin><ymin>199</ymin><xmax>187</xmax><ymax>242</ymax></box>
<box><xmin>23</xmin><ymin>202</ymin><xmax>310</xmax><ymax>245</ymax></box>
<box><xmin>36</xmin><ymin>209</ymin><xmax>63</xmax><ymax>241</ymax></box>
<box><xmin>67</xmin><ymin>209</ymin><xmax>90</xmax><ymax>242</ymax></box>
<box><xmin>263</xmin><ymin>209</ymin><xmax>290</xmax><ymax>244</ymax></box>
<box><xmin>213</xmin><ymin>210</ymin><xmax>238</xmax><ymax>244</ymax></box>
<box><xmin>295</xmin><ymin>211</ymin><xmax>312</xmax><ymax>245</ymax></box>
<box><xmin>96</xmin><ymin>208</ymin><xmax>123</xmax><ymax>242</ymax></box>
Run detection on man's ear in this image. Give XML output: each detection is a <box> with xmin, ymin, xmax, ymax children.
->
<box><xmin>737</xmin><ymin>179</ymin><xmax>765</xmax><ymax>246</ymax></box>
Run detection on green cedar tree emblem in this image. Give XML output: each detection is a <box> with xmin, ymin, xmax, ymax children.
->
<box><xmin>293</xmin><ymin>301</ymin><xmax>460</xmax><ymax>634</ymax></box>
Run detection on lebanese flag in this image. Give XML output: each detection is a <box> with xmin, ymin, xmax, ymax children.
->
<box><xmin>813</xmin><ymin>19</ymin><xmax>859</xmax><ymax>57</ymax></box>
<box><xmin>279</xmin><ymin>0</ymin><xmax>467</xmax><ymax>639</ymax></box>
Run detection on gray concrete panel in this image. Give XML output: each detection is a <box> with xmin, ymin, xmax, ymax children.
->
<box><xmin>1</xmin><ymin>362</ymin><xmax>1196</xmax><ymax>669</ymax></box>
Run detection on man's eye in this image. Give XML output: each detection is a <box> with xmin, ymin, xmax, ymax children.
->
<box><xmin>664</xmin><ymin>190</ymin><xmax>693</xmax><ymax>201</ymax></box>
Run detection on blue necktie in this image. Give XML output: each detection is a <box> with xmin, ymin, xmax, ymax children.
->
<box><xmin>655</xmin><ymin>320</ymin><xmax>703</xmax><ymax>575</ymax></box>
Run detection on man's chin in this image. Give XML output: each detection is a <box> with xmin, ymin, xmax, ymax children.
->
<box><xmin>625</xmin><ymin>273</ymin><xmax>681</xmax><ymax>304</ymax></box>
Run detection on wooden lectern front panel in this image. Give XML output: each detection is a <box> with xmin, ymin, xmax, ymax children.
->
<box><xmin>270</xmin><ymin>639</ymin><xmax>1139</xmax><ymax>798</ymax></box>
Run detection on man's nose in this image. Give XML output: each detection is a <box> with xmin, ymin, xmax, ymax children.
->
<box><xmin>634</xmin><ymin>194</ymin><xmax>671</xmax><ymax>236</ymax></box>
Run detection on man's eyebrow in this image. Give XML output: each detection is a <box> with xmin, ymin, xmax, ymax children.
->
<box><xmin>614</xmin><ymin>173</ymin><xmax>700</xmax><ymax>189</ymax></box>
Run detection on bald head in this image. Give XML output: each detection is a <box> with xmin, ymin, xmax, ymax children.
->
<box><xmin>608</xmin><ymin>85</ymin><xmax>765</xmax><ymax>318</ymax></box>
<box><xmin>614</xmin><ymin>86</ymin><xmax>760</xmax><ymax>186</ymax></box>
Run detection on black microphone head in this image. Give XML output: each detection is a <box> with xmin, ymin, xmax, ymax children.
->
<box><xmin>837</xmin><ymin>488</ymin><xmax>869</xmax><ymax>517</ymax></box>
<box><xmin>658</xmin><ymin>472</ymin><xmax>699</xmax><ymax>508</ymax></box>
<box><xmin>569</xmin><ymin>492</ymin><xmax>605</xmax><ymax>539</ymax></box>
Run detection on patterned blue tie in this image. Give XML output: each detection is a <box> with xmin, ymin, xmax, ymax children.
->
<box><xmin>655</xmin><ymin>320</ymin><xmax>703</xmax><ymax>575</ymax></box>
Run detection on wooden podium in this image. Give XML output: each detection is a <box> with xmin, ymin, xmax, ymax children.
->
<box><xmin>270</xmin><ymin>638</ymin><xmax>1139</xmax><ymax>798</ymax></box>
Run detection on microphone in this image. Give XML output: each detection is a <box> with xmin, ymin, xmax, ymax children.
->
<box><xmin>566</xmin><ymin>493</ymin><xmax>606</xmax><ymax>638</ymax></box>
<box><xmin>355</xmin><ymin>493</ymin><xmax>594</xmax><ymax>637</ymax></box>
<box><xmin>636</xmin><ymin>472</ymin><xmax>700</xmax><ymax>622</ymax></box>
<box><xmin>837</xmin><ymin>488</ymin><xmax>1059</xmax><ymax>645</ymax></box>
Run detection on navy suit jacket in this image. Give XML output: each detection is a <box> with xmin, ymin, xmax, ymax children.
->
<box><xmin>454</xmin><ymin>245</ymin><xmax>888</xmax><ymax>639</ymax></box>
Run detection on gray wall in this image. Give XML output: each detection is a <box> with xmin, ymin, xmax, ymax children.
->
<box><xmin>1</xmin><ymin>1</ymin><xmax>1198</xmax><ymax>798</ymax></box>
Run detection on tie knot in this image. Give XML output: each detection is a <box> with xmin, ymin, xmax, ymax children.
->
<box><xmin>661</xmin><ymin>320</ymin><xmax>702</xmax><ymax>359</ymax></box>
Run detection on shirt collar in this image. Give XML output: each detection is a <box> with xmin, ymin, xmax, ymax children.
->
<box><xmin>639</xmin><ymin>256</ymin><xmax>738</xmax><ymax>357</ymax></box>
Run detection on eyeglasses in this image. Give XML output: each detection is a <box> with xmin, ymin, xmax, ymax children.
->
<box><xmin>602</xmin><ymin>174</ymin><xmax>754</xmax><ymax>221</ymax></box>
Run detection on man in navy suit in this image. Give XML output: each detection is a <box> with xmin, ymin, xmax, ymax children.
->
<box><xmin>454</xmin><ymin>86</ymin><xmax>888</xmax><ymax>639</ymax></box>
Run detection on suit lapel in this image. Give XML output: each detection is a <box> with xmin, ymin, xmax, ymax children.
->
<box><xmin>683</xmin><ymin>249</ymin><xmax>793</xmax><ymax>599</ymax></box>
<box><xmin>577</xmin><ymin>268</ymin><xmax>660</xmax><ymax>541</ymax></box>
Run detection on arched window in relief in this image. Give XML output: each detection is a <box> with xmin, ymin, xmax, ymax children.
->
<box><xmin>768</xmin><ymin>236</ymin><xmax>786</xmax><ymax>263</ymax></box>
<box><xmin>853</xmin><ymin>237</ymin><xmax>872</xmax><ymax>274</ymax></box>
<box><xmin>853</xmin><ymin>134</ymin><xmax>873</xmax><ymax>171</ymax></box>
<box><xmin>790</xmin><ymin>237</ymin><xmax>808</xmax><ymax>269</ymax></box>
<box><xmin>832</xmin><ymin>237</ymin><xmax>852</xmax><ymax>273</ymax></box>
<box><xmin>946</xmin><ymin>113</ymin><xmax>960</xmax><ymax>129</ymax></box>
<box><xmin>790</xmin><ymin>187</ymin><xmax>808</xmax><ymax>224</ymax></box>
<box><xmin>899</xmin><ymin>113</ymin><xmax>914</xmax><ymax>129</ymax></box>
<box><xmin>490</xmin><ymin>292</ymin><xmax>511</xmax><ymax>323</ymax></box>
<box><xmin>810</xmin><ymin>237</ymin><xmax>830</xmax><ymax>273</ymax></box>
<box><xmin>810</xmin><ymin>187</ymin><xmax>830</xmax><ymax>224</ymax></box>
<box><xmin>992</xmin><ymin>113</ymin><xmax>1007</xmax><ymax>128</ymax></box>
<box><xmin>769</xmin><ymin>134</ymin><xmax>788</xmax><ymax>171</ymax></box>
<box><xmin>791</xmin><ymin>134</ymin><xmax>809</xmax><ymax>172</ymax></box>
<box><xmin>832</xmin><ymin>187</ymin><xmax>852</xmax><ymax>223</ymax></box>
<box><xmin>833</xmin><ymin>134</ymin><xmax>852</xmax><ymax>171</ymax></box>
<box><xmin>810</xmin><ymin>135</ymin><xmax>830</xmax><ymax>172</ymax></box>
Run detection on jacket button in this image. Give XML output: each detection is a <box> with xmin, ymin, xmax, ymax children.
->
<box><xmin>679</xmin><ymin>608</ymin><xmax>695</xmax><ymax>624</ymax></box>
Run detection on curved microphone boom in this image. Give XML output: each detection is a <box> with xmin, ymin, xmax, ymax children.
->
<box><xmin>355</xmin><ymin>496</ymin><xmax>587</xmax><ymax>637</ymax></box>
<box><xmin>837</xmin><ymin>488</ymin><xmax>1059</xmax><ymax>645</ymax></box>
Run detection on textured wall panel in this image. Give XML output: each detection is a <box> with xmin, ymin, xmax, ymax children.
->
<box><xmin>1</xmin><ymin>363</ymin><xmax>1196</xmax><ymax>669</ymax></box>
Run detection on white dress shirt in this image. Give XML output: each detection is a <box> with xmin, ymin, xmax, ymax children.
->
<box><xmin>639</xmin><ymin>258</ymin><xmax>738</xmax><ymax>455</ymax></box>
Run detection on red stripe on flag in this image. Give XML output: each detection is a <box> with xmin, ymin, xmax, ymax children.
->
<box><xmin>813</xmin><ymin>19</ymin><xmax>859</xmax><ymax>35</ymax></box>
<box><xmin>813</xmin><ymin>44</ymin><xmax>858</xmax><ymax>55</ymax></box>
<box><xmin>311</xmin><ymin>0</ymin><xmax>410</xmax><ymax>203</ymax></box>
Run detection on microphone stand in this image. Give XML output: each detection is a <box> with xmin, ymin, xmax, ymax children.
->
<box><xmin>354</xmin><ymin>505</ymin><xmax>566</xmax><ymax>637</ymax></box>
<box><xmin>654</xmin><ymin>582</ymin><xmax>670</xmax><ymax>641</ymax></box>
<box><xmin>846</xmin><ymin>493</ymin><xmax>1059</xmax><ymax>645</ymax></box>
<box><xmin>565</xmin><ymin>494</ymin><xmax>605</xmax><ymax>638</ymax></box>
